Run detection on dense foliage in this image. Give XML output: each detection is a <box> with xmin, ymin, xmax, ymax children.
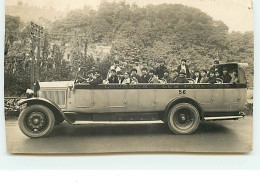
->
<box><xmin>4</xmin><ymin>2</ymin><xmax>254</xmax><ymax>96</ymax></box>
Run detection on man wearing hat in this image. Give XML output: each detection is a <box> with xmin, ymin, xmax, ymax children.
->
<box><xmin>108</xmin><ymin>69</ymin><xmax>119</xmax><ymax>83</ymax></box>
<box><xmin>161</xmin><ymin>70</ymin><xmax>172</xmax><ymax>83</ymax></box>
<box><xmin>155</xmin><ymin>60</ymin><xmax>168</xmax><ymax>79</ymax></box>
<box><xmin>89</xmin><ymin>70</ymin><xmax>103</xmax><ymax>86</ymax></box>
<box><xmin>177</xmin><ymin>59</ymin><xmax>190</xmax><ymax>78</ymax></box>
<box><xmin>175</xmin><ymin>69</ymin><xmax>189</xmax><ymax>83</ymax></box>
<box><xmin>139</xmin><ymin>67</ymin><xmax>150</xmax><ymax>83</ymax></box>
<box><xmin>209</xmin><ymin>60</ymin><xmax>222</xmax><ymax>76</ymax></box>
<box><xmin>222</xmin><ymin>67</ymin><xmax>231</xmax><ymax>83</ymax></box>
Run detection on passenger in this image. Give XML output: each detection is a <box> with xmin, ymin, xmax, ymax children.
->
<box><xmin>193</xmin><ymin>70</ymin><xmax>201</xmax><ymax>84</ymax></box>
<box><xmin>222</xmin><ymin>67</ymin><xmax>231</xmax><ymax>83</ymax></box>
<box><xmin>110</xmin><ymin>60</ymin><xmax>121</xmax><ymax>72</ymax></box>
<box><xmin>107</xmin><ymin>60</ymin><xmax>121</xmax><ymax>78</ymax></box>
<box><xmin>230</xmin><ymin>71</ymin><xmax>239</xmax><ymax>84</ymax></box>
<box><xmin>134</xmin><ymin>60</ymin><xmax>142</xmax><ymax>76</ymax></box>
<box><xmin>108</xmin><ymin>69</ymin><xmax>119</xmax><ymax>83</ymax></box>
<box><xmin>148</xmin><ymin>69</ymin><xmax>160</xmax><ymax>83</ymax></box>
<box><xmin>139</xmin><ymin>67</ymin><xmax>150</xmax><ymax>83</ymax></box>
<box><xmin>199</xmin><ymin>69</ymin><xmax>209</xmax><ymax>83</ymax></box>
<box><xmin>89</xmin><ymin>70</ymin><xmax>103</xmax><ymax>86</ymax></box>
<box><xmin>207</xmin><ymin>70</ymin><xmax>216</xmax><ymax>84</ymax></box>
<box><xmin>161</xmin><ymin>70</ymin><xmax>172</xmax><ymax>83</ymax></box>
<box><xmin>86</xmin><ymin>70</ymin><xmax>94</xmax><ymax>83</ymax></box>
<box><xmin>117</xmin><ymin>71</ymin><xmax>125</xmax><ymax>84</ymax></box>
<box><xmin>155</xmin><ymin>60</ymin><xmax>168</xmax><ymax>79</ymax></box>
<box><xmin>215</xmin><ymin>70</ymin><xmax>222</xmax><ymax>83</ymax></box>
<box><xmin>177</xmin><ymin>59</ymin><xmax>190</xmax><ymax>78</ymax></box>
<box><xmin>189</xmin><ymin>67</ymin><xmax>195</xmax><ymax>79</ymax></box>
<box><xmin>209</xmin><ymin>60</ymin><xmax>222</xmax><ymax>76</ymax></box>
<box><xmin>172</xmin><ymin>69</ymin><xmax>179</xmax><ymax>83</ymax></box>
<box><xmin>122</xmin><ymin>72</ymin><xmax>131</xmax><ymax>84</ymax></box>
<box><xmin>175</xmin><ymin>69</ymin><xmax>189</xmax><ymax>83</ymax></box>
<box><xmin>130</xmin><ymin>68</ymin><xmax>140</xmax><ymax>83</ymax></box>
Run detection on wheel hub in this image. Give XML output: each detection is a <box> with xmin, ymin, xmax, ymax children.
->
<box><xmin>26</xmin><ymin>112</ymin><xmax>47</xmax><ymax>132</ymax></box>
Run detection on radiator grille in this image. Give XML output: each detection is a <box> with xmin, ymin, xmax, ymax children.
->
<box><xmin>40</xmin><ymin>90</ymin><xmax>66</xmax><ymax>106</ymax></box>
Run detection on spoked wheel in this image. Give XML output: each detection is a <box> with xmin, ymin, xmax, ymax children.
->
<box><xmin>167</xmin><ymin>103</ymin><xmax>200</xmax><ymax>134</ymax></box>
<box><xmin>18</xmin><ymin>105</ymin><xmax>55</xmax><ymax>138</ymax></box>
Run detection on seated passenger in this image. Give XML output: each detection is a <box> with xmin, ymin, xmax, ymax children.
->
<box><xmin>130</xmin><ymin>68</ymin><xmax>140</xmax><ymax>82</ymax></box>
<box><xmin>161</xmin><ymin>70</ymin><xmax>172</xmax><ymax>83</ymax></box>
<box><xmin>230</xmin><ymin>71</ymin><xmax>239</xmax><ymax>84</ymax></box>
<box><xmin>175</xmin><ymin>69</ymin><xmax>189</xmax><ymax>83</ymax></box>
<box><xmin>108</xmin><ymin>69</ymin><xmax>119</xmax><ymax>83</ymax></box>
<box><xmin>193</xmin><ymin>70</ymin><xmax>201</xmax><ymax>84</ymax></box>
<box><xmin>222</xmin><ymin>67</ymin><xmax>231</xmax><ymax>83</ymax></box>
<box><xmin>148</xmin><ymin>69</ymin><xmax>160</xmax><ymax>83</ymax></box>
<box><xmin>122</xmin><ymin>72</ymin><xmax>131</xmax><ymax>84</ymax></box>
<box><xmin>215</xmin><ymin>70</ymin><xmax>222</xmax><ymax>83</ymax></box>
<box><xmin>89</xmin><ymin>70</ymin><xmax>103</xmax><ymax>86</ymax></box>
<box><xmin>172</xmin><ymin>69</ymin><xmax>179</xmax><ymax>83</ymax></box>
<box><xmin>207</xmin><ymin>70</ymin><xmax>216</xmax><ymax>84</ymax></box>
<box><xmin>139</xmin><ymin>67</ymin><xmax>150</xmax><ymax>83</ymax></box>
<box><xmin>199</xmin><ymin>70</ymin><xmax>209</xmax><ymax>83</ymax></box>
<box><xmin>86</xmin><ymin>70</ymin><xmax>94</xmax><ymax>83</ymax></box>
<box><xmin>117</xmin><ymin>71</ymin><xmax>125</xmax><ymax>84</ymax></box>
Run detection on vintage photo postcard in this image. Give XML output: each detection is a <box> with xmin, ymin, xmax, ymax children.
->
<box><xmin>4</xmin><ymin>0</ymin><xmax>254</xmax><ymax>154</ymax></box>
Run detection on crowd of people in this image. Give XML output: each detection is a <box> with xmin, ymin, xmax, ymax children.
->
<box><xmin>78</xmin><ymin>59</ymin><xmax>239</xmax><ymax>86</ymax></box>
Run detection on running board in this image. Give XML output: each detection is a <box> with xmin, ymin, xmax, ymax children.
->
<box><xmin>204</xmin><ymin>116</ymin><xmax>244</xmax><ymax>121</ymax></box>
<box><xmin>73</xmin><ymin>120</ymin><xmax>164</xmax><ymax>125</ymax></box>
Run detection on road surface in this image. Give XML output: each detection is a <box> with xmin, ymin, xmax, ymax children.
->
<box><xmin>5</xmin><ymin>117</ymin><xmax>253</xmax><ymax>154</ymax></box>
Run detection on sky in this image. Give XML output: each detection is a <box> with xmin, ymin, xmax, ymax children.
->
<box><xmin>5</xmin><ymin>0</ymin><xmax>254</xmax><ymax>32</ymax></box>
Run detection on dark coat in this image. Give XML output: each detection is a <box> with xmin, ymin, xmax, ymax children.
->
<box><xmin>89</xmin><ymin>76</ymin><xmax>103</xmax><ymax>86</ymax></box>
<box><xmin>108</xmin><ymin>75</ymin><xmax>119</xmax><ymax>83</ymax></box>
<box><xmin>177</xmin><ymin>65</ymin><xmax>190</xmax><ymax>78</ymax></box>
<box><xmin>162</xmin><ymin>76</ymin><xmax>172</xmax><ymax>83</ymax></box>
<box><xmin>155</xmin><ymin>66</ymin><xmax>167</xmax><ymax>79</ymax></box>
<box><xmin>222</xmin><ymin>74</ymin><xmax>232</xmax><ymax>83</ymax></box>
<box><xmin>208</xmin><ymin>76</ymin><xmax>216</xmax><ymax>84</ymax></box>
<box><xmin>175</xmin><ymin>76</ymin><xmax>189</xmax><ymax>83</ymax></box>
<box><xmin>139</xmin><ymin>74</ymin><xmax>150</xmax><ymax>83</ymax></box>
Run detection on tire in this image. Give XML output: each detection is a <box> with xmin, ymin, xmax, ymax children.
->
<box><xmin>167</xmin><ymin>103</ymin><xmax>200</xmax><ymax>134</ymax></box>
<box><xmin>18</xmin><ymin>105</ymin><xmax>55</xmax><ymax>138</ymax></box>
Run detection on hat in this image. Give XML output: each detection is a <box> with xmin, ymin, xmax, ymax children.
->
<box><xmin>181</xmin><ymin>59</ymin><xmax>187</xmax><ymax>63</ymax></box>
<box><xmin>209</xmin><ymin>70</ymin><xmax>215</xmax><ymax>74</ymax></box>
<box><xmin>179</xmin><ymin>69</ymin><xmax>186</xmax><ymax>75</ymax></box>
<box><xmin>87</xmin><ymin>70</ymin><xmax>94</xmax><ymax>75</ymax></box>
<box><xmin>95</xmin><ymin>70</ymin><xmax>101</xmax><ymax>74</ymax></box>
<box><xmin>214</xmin><ymin>60</ymin><xmax>219</xmax><ymax>64</ymax></box>
<box><xmin>149</xmin><ymin>69</ymin><xmax>155</xmax><ymax>74</ymax></box>
<box><xmin>223</xmin><ymin>67</ymin><xmax>228</xmax><ymax>71</ymax></box>
<box><xmin>141</xmin><ymin>67</ymin><xmax>148</xmax><ymax>71</ymax></box>
<box><xmin>201</xmin><ymin>69</ymin><xmax>207</xmax><ymax>73</ymax></box>
<box><xmin>131</xmin><ymin>68</ymin><xmax>137</xmax><ymax>73</ymax></box>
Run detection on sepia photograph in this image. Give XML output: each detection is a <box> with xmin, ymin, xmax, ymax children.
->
<box><xmin>4</xmin><ymin>0</ymin><xmax>254</xmax><ymax>154</ymax></box>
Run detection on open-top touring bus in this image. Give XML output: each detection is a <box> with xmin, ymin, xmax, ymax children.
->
<box><xmin>17</xmin><ymin>62</ymin><xmax>248</xmax><ymax>138</ymax></box>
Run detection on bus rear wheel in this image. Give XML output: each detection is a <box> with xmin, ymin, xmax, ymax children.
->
<box><xmin>167</xmin><ymin>103</ymin><xmax>200</xmax><ymax>134</ymax></box>
<box><xmin>18</xmin><ymin>105</ymin><xmax>55</xmax><ymax>138</ymax></box>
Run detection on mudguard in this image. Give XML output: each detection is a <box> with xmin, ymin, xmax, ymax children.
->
<box><xmin>18</xmin><ymin>97</ymin><xmax>72</xmax><ymax>124</ymax></box>
<box><xmin>164</xmin><ymin>97</ymin><xmax>204</xmax><ymax>120</ymax></box>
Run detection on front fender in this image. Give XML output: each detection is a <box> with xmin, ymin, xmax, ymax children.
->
<box><xmin>18</xmin><ymin>97</ymin><xmax>72</xmax><ymax>124</ymax></box>
<box><xmin>164</xmin><ymin>97</ymin><xmax>204</xmax><ymax>120</ymax></box>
